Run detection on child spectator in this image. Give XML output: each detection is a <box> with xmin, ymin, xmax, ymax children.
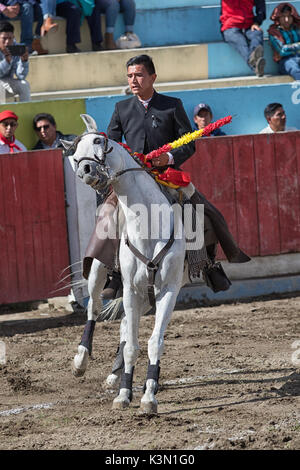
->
<box><xmin>268</xmin><ymin>2</ymin><xmax>300</xmax><ymax>80</ymax></box>
<box><xmin>193</xmin><ymin>103</ymin><xmax>226</xmax><ymax>136</ymax></box>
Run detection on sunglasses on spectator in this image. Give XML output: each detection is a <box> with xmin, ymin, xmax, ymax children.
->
<box><xmin>36</xmin><ymin>124</ymin><xmax>50</xmax><ymax>131</ymax></box>
<box><xmin>1</xmin><ymin>120</ymin><xmax>17</xmax><ymax>127</ymax></box>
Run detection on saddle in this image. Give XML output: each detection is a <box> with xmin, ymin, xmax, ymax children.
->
<box><xmin>84</xmin><ymin>188</ymin><xmax>233</xmax><ymax>295</ymax></box>
<box><xmin>159</xmin><ymin>186</ymin><xmax>232</xmax><ymax>293</ymax></box>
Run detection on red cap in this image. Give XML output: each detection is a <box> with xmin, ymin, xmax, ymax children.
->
<box><xmin>0</xmin><ymin>110</ymin><xmax>18</xmax><ymax>122</ymax></box>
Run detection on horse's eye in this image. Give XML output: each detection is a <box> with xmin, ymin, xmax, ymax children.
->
<box><xmin>93</xmin><ymin>137</ymin><xmax>101</xmax><ymax>145</ymax></box>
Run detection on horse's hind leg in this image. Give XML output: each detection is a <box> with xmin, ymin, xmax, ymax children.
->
<box><xmin>140</xmin><ymin>289</ymin><xmax>178</xmax><ymax>414</ymax></box>
<box><xmin>72</xmin><ymin>259</ymin><xmax>107</xmax><ymax>377</ymax></box>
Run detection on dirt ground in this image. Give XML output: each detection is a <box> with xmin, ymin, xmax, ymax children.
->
<box><xmin>0</xmin><ymin>293</ymin><xmax>300</xmax><ymax>452</ymax></box>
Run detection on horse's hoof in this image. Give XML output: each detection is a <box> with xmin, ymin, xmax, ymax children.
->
<box><xmin>112</xmin><ymin>399</ymin><xmax>130</xmax><ymax>410</ymax></box>
<box><xmin>103</xmin><ymin>373</ymin><xmax>120</xmax><ymax>390</ymax></box>
<box><xmin>139</xmin><ymin>401</ymin><xmax>158</xmax><ymax>415</ymax></box>
<box><xmin>71</xmin><ymin>363</ymin><xmax>86</xmax><ymax>377</ymax></box>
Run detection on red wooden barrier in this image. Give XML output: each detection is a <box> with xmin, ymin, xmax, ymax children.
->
<box><xmin>1</xmin><ymin>134</ymin><xmax>300</xmax><ymax>304</ymax></box>
<box><xmin>182</xmin><ymin>132</ymin><xmax>300</xmax><ymax>258</ymax></box>
<box><xmin>0</xmin><ymin>150</ymin><xmax>70</xmax><ymax>304</ymax></box>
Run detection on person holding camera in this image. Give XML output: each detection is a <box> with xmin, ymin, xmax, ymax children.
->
<box><xmin>0</xmin><ymin>20</ymin><xmax>30</xmax><ymax>102</ymax></box>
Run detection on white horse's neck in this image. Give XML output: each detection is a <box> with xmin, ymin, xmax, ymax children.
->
<box><xmin>112</xmin><ymin>147</ymin><xmax>168</xmax><ymax>204</ymax></box>
<box><xmin>112</xmin><ymin>149</ymin><xmax>174</xmax><ymax>247</ymax></box>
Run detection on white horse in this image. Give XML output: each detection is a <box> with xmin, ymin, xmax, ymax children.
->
<box><xmin>63</xmin><ymin>114</ymin><xmax>197</xmax><ymax>413</ymax></box>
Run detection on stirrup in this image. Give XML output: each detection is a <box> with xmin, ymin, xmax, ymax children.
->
<box><xmin>202</xmin><ymin>261</ymin><xmax>232</xmax><ymax>293</ymax></box>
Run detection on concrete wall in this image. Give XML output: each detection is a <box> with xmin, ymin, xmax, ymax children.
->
<box><xmin>3</xmin><ymin>79</ymin><xmax>300</xmax><ymax>148</ymax></box>
<box><xmin>85</xmin><ymin>82</ymin><xmax>300</xmax><ymax>136</ymax></box>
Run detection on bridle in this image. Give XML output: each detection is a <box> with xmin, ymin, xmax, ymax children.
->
<box><xmin>73</xmin><ymin>131</ymin><xmax>175</xmax><ymax>310</ymax></box>
<box><xmin>73</xmin><ymin>131</ymin><xmax>157</xmax><ymax>184</ymax></box>
<box><xmin>73</xmin><ymin>131</ymin><xmax>114</xmax><ymax>167</ymax></box>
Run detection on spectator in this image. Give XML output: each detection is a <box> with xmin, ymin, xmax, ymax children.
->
<box><xmin>268</xmin><ymin>3</ymin><xmax>300</xmax><ymax>81</ymax></box>
<box><xmin>220</xmin><ymin>0</ymin><xmax>266</xmax><ymax>77</ymax></box>
<box><xmin>0</xmin><ymin>21</ymin><xmax>30</xmax><ymax>102</ymax></box>
<box><xmin>32</xmin><ymin>113</ymin><xmax>76</xmax><ymax>150</ymax></box>
<box><xmin>0</xmin><ymin>0</ymin><xmax>47</xmax><ymax>54</ymax></box>
<box><xmin>259</xmin><ymin>102</ymin><xmax>298</xmax><ymax>133</ymax></box>
<box><xmin>40</xmin><ymin>0</ymin><xmax>102</xmax><ymax>53</ymax></box>
<box><xmin>193</xmin><ymin>103</ymin><xmax>226</xmax><ymax>136</ymax></box>
<box><xmin>0</xmin><ymin>109</ymin><xmax>26</xmax><ymax>153</ymax></box>
<box><xmin>32</xmin><ymin>112</ymin><xmax>77</xmax><ymax>149</ymax></box>
<box><xmin>87</xmin><ymin>0</ymin><xmax>140</xmax><ymax>50</ymax></box>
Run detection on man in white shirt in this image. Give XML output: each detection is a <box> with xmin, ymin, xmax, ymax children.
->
<box><xmin>0</xmin><ymin>109</ymin><xmax>26</xmax><ymax>153</ymax></box>
<box><xmin>259</xmin><ymin>102</ymin><xmax>298</xmax><ymax>133</ymax></box>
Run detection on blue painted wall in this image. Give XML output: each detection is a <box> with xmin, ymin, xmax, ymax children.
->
<box><xmin>208</xmin><ymin>40</ymin><xmax>279</xmax><ymax>78</ymax></box>
<box><xmin>85</xmin><ymin>82</ymin><xmax>300</xmax><ymax>136</ymax></box>
<box><xmin>118</xmin><ymin>1</ymin><xmax>300</xmax><ymax>47</ymax></box>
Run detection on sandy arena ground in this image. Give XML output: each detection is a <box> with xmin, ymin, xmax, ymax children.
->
<box><xmin>0</xmin><ymin>294</ymin><xmax>300</xmax><ymax>451</ymax></box>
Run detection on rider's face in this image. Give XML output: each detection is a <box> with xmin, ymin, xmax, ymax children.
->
<box><xmin>127</xmin><ymin>64</ymin><xmax>157</xmax><ymax>100</ymax></box>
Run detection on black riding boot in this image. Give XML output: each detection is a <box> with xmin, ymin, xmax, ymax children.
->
<box><xmin>102</xmin><ymin>270</ymin><xmax>123</xmax><ymax>300</ymax></box>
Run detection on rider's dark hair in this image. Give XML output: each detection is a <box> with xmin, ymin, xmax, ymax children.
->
<box><xmin>33</xmin><ymin>113</ymin><xmax>56</xmax><ymax>130</ymax></box>
<box><xmin>126</xmin><ymin>54</ymin><xmax>156</xmax><ymax>75</ymax></box>
<box><xmin>264</xmin><ymin>103</ymin><xmax>283</xmax><ymax>120</ymax></box>
<box><xmin>0</xmin><ymin>21</ymin><xmax>14</xmax><ymax>34</ymax></box>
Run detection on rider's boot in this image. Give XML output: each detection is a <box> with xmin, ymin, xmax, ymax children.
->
<box><xmin>102</xmin><ymin>270</ymin><xmax>123</xmax><ymax>300</ymax></box>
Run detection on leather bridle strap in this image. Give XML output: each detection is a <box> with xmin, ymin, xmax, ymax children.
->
<box><xmin>125</xmin><ymin>228</ymin><xmax>175</xmax><ymax>310</ymax></box>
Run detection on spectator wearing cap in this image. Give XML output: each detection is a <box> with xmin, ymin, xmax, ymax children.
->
<box><xmin>193</xmin><ymin>103</ymin><xmax>226</xmax><ymax>136</ymax></box>
<box><xmin>0</xmin><ymin>109</ymin><xmax>26</xmax><ymax>153</ymax></box>
<box><xmin>0</xmin><ymin>20</ymin><xmax>31</xmax><ymax>102</ymax></box>
<box><xmin>32</xmin><ymin>112</ymin><xmax>76</xmax><ymax>151</ymax></box>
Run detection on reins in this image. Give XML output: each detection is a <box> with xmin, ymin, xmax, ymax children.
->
<box><xmin>75</xmin><ymin>131</ymin><xmax>176</xmax><ymax>311</ymax></box>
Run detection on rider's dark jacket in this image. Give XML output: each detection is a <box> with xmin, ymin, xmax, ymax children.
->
<box><xmin>107</xmin><ymin>90</ymin><xmax>195</xmax><ymax>168</ymax></box>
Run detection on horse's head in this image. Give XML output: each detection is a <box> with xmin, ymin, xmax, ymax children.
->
<box><xmin>61</xmin><ymin>114</ymin><xmax>124</xmax><ymax>192</ymax></box>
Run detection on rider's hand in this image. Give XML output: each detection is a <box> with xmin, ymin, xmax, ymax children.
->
<box><xmin>151</xmin><ymin>153</ymin><xmax>170</xmax><ymax>167</ymax></box>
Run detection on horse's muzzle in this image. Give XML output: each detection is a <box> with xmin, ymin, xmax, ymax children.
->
<box><xmin>76</xmin><ymin>160</ymin><xmax>109</xmax><ymax>190</ymax></box>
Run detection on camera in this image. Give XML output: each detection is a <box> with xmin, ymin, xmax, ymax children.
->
<box><xmin>7</xmin><ymin>44</ymin><xmax>26</xmax><ymax>56</ymax></box>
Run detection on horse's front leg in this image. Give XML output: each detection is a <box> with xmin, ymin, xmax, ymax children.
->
<box><xmin>72</xmin><ymin>259</ymin><xmax>107</xmax><ymax>377</ymax></box>
<box><xmin>104</xmin><ymin>314</ymin><xmax>127</xmax><ymax>389</ymax></box>
<box><xmin>140</xmin><ymin>286</ymin><xmax>179</xmax><ymax>414</ymax></box>
<box><xmin>112</xmin><ymin>289</ymin><xmax>142</xmax><ymax>410</ymax></box>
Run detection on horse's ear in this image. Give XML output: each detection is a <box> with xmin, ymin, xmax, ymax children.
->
<box><xmin>80</xmin><ymin>114</ymin><xmax>98</xmax><ymax>132</ymax></box>
<box><xmin>60</xmin><ymin>139</ymin><xmax>75</xmax><ymax>151</ymax></box>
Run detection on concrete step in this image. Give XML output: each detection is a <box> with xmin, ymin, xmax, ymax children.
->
<box><xmin>30</xmin><ymin>74</ymin><xmax>293</xmax><ymax>101</ymax></box>
<box><xmin>12</xmin><ymin>1</ymin><xmax>300</xmax><ymax>54</ymax></box>
<box><xmin>27</xmin><ymin>40</ymin><xmax>291</xmax><ymax>97</ymax></box>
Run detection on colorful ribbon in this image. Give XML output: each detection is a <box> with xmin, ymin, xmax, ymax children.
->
<box><xmin>119</xmin><ymin>115</ymin><xmax>232</xmax><ymax>188</ymax></box>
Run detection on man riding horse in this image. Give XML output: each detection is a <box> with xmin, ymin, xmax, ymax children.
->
<box><xmin>83</xmin><ymin>54</ymin><xmax>250</xmax><ymax>297</ymax></box>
